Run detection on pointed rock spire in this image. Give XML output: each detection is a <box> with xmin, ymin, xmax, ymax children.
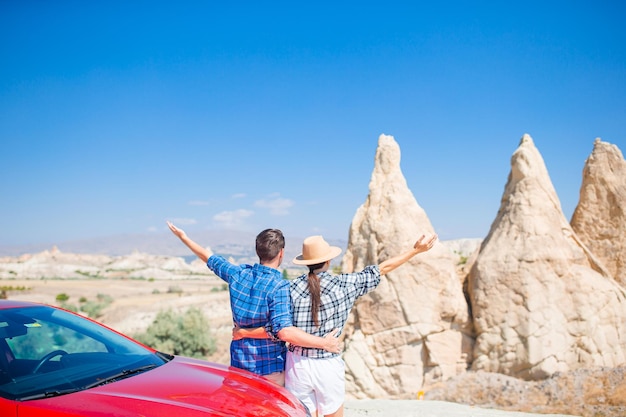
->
<box><xmin>342</xmin><ymin>134</ymin><xmax>433</xmax><ymax>266</ymax></box>
<box><xmin>571</xmin><ymin>138</ymin><xmax>626</xmax><ymax>287</ymax></box>
<box><xmin>341</xmin><ymin>134</ymin><xmax>471</xmax><ymax>398</ymax></box>
<box><xmin>468</xmin><ymin>134</ymin><xmax>626</xmax><ymax>380</ymax></box>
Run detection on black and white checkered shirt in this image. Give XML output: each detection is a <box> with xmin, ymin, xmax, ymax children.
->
<box><xmin>288</xmin><ymin>265</ymin><xmax>381</xmax><ymax>358</ymax></box>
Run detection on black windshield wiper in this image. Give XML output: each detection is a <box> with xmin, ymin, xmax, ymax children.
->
<box><xmin>156</xmin><ymin>351</ymin><xmax>174</xmax><ymax>362</ymax></box>
<box><xmin>20</xmin><ymin>388</ymin><xmax>82</xmax><ymax>401</ymax></box>
<box><xmin>84</xmin><ymin>364</ymin><xmax>158</xmax><ymax>389</ymax></box>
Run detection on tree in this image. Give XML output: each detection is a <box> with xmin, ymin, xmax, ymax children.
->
<box><xmin>134</xmin><ymin>308</ymin><xmax>216</xmax><ymax>359</ymax></box>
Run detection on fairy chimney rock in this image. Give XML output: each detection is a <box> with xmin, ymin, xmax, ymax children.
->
<box><xmin>341</xmin><ymin>134</ymin><xmax>472</xmax><ymax>399</ymax></box>
<box><xmin>468</xmin><ymin>134</ymin><xmax>626</xmax><ymax>380</ymax></box>
<box><xmin>571</xmin><ymin>138</ymin><xmax>626</xmax><ymax>287</ymax></box>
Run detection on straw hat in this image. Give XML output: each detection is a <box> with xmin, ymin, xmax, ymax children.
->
<box><xmin>292</xmin><ymin>235</ymin><xmax>342</xmax><ymax>265</ymax></box>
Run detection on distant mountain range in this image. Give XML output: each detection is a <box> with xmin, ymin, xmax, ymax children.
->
<box><xmin>0</xmin><ymin>230</ymin><xmax>349</xmax><ymax>266</ymax></box>
<box><xmin>0</xmin><ymin>230</ymin><xmax>481</xmax><ymax>268</ymax></box>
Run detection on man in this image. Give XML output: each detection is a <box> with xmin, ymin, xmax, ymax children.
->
<box><xmin>167</xmin><ymin>221</ymin><xmax>339</xmax><ymax>386</ymax></box>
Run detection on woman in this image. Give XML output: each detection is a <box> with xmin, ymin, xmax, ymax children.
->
<box><xmin>235</xmin><ymin>233</ymin><xmax>437</xmax><ymax>417</ymax></box>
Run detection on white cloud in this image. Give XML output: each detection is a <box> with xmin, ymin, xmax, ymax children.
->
<box><xmin>254</xmin><ymin>196</ymin><xmax>294</xmax><ymax>216</ymax></box>
<box><xmin>213</xmin><ymin>209</ymin><xmax>254</xmax><ymax>228</ymax></box>
<box><xmin>231</xmin><ymin>193</ymin><xmax>246</xmax><ymax>199</ymax></box>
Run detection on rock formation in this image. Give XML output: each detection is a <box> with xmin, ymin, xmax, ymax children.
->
<box><xmin>571</xmin><ymin>138</ymin><xmax>626</xmax><ymax>287</ymax></box>
<box><xmin>467</xmin><ymin>134</ymin><xmax>626</xmax><ymax>380</ymax></box>
<box><xmin>341</xmin><ymin>134</ymin><xmax>472</xmax><ymax>398</ymax></box>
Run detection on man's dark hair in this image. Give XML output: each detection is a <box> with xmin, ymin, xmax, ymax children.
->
<box><xmin>255</xmin><ymin>229</ymin><xmax>285</xmax><ymax>262</ymax></box>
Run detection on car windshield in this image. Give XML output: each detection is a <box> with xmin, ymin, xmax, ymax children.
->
<box><xmin>0</xmin><ymin>305</ymin><xmax>169</xmax><ymax>401</ymax></box>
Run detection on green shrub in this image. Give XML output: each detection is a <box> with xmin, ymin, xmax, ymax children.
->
<box><xmin>134</xmin><ymin>308</ymin><xmax>216</xmax><ymax>359</ymax></box>
<box><xmin>56</xmin><ymin>293</ymin><xmax>70</xmax><ymax>302</ymax></box>
<box><xmin>0</xmin><ymin>285</ymin><xmax>30</xmax><ymax>299</ymax></box>
<box><xmin>63</xmin><ymin>293</ymin><xmax>114</xmax><ymax>319</ymax></box>
<box><xmin>0</xmin><ymin>285</ymin><xmax>29</xmax><ymax>292</ymax></box>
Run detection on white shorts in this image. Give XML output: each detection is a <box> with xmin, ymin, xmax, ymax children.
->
<box><xmin>285</xmin><ymin>351</ymin><xmax>345</xmax><ymax>415</ymax></box>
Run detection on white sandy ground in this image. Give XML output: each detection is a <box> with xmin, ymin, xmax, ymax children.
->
<box><xmin>344</xmin><ymin>400</ymin><xmax>579</xmax><ymax>417</ymax></box>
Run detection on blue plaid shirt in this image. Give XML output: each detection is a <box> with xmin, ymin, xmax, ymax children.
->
<box><xmin>288</xmin><ymin>265</ymin><xmax>381</xmax><ymax>358</ymax></box>
<box><xmin>207</xmin><ymin>255</ymin><xmax>293</xmax><ymax>375</ymax></box>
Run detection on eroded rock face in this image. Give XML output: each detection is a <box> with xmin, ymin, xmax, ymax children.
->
<box><xmin>341</xmin><ymin>134</ymin><xmax>472</xmax><ymax>398</ymax></box>
<box><xmin>468</xmin><ymin>134</ymin><xmax>626</xmax><ymax>380</ymax></box>
<box><xmin>571</xmin><ymin>138</ymin><xmax>626</xmax><ymax>287</ymax></box>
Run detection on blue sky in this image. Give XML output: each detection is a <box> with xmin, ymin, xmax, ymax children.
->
<box><xmin>1</xmin><ymin>1</ymin><xmax>625</xmax><ymax>247</ymax></box>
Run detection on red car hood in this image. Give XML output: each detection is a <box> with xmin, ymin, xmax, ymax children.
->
<box><xmin>16</xmin><ymin>356</ymin><xmax>305</xmax><ymax>417</ymax></box>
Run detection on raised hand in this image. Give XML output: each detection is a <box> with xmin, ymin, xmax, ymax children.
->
<box><xmin>413</xmin><ymin>234</ymin><xmax>438</xmax><ymax>254</ymax></box>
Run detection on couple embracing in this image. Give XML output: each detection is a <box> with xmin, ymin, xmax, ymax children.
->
<box><xmin>168</xmin><ymin>221</ymin><xmax>436</xmax><ymax>417</ymax></box>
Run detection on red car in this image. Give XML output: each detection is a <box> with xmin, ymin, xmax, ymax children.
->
<box><xmin>0</xmin><ymin>300</ymin><xmax>310</xmax><ymax>416</ymax></box>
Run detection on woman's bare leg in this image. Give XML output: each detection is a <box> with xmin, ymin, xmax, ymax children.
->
<box><xmin>325</xmin><ymin>404</ymin><xmax>343</xmax><ymax>417</ymax></box>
